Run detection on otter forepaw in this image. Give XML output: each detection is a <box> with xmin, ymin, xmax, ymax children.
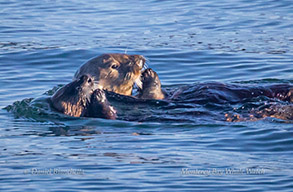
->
<box><xmin>92</xmin><ymin>89</ymin><xmax>107</xmax><ymax>103</ymax></box>
<box><xmin>139</xmin><ymin>68</ymin><xmax>165</xmax><ymax>100</ymax></box>
<box><xmin>142</xmin><ymin>68</ymin><xmax>158</xmax><ymax>81</ymax></box>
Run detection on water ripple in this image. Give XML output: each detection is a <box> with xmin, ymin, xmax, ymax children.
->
<box><xmin>1</xmin><ymin>0</ymin><xmax>293</xmax><ymax>191</ymax></box>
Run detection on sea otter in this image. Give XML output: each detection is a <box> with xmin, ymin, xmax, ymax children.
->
<box><xmin>74</xmin><ymin>53</ymin><xmax>145</xmax><ymax>96</ymax></box>
<box><xmin>51</xmin><ymin>74</ymin><xmax>116</xmax><ymax>119</ymax></box>
<box><xmin>138</xmin><ymin>68</ymin><xmax>293</xmax><ymax>121</ymax></box>
<box><xmin>140</xmin><ymin>68</ymin><xmax>293</xmax><ymax>102</ymax></box>
<box><xmin>55</xmin><ymin>53</ymin><xmax>293</xmax><ymax>122</ymax></box>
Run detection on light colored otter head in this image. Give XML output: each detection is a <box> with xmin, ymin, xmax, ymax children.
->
<box><xmin>74</xmin><ymin>53</ymin><xmax>146</xmax><ymax>96</ymax></box>
<box><xmin>51</xmin><ymin>74</ymin><xmax>95</xmax><ymax>117</ymax></box>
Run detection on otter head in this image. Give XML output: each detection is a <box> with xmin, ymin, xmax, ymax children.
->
<box><xmin>74</xmin><ymin>53</ymin><xmax>146</xmax><ymax>96</ymax></box>
<box><xmin>51</xmin><ymin>74</ymin><xmax>95</xmax><ymax>117</ymax></box>
<box><xmin>139</xmin><ymin>68</ymin><xmax>165</xmax><ymax>100</ymax></box>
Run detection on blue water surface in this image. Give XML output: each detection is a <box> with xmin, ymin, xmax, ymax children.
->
<box><xmin>0</xmin><ymin>0</ymin><xmax>293</xmax><ymax>191</ymax></box>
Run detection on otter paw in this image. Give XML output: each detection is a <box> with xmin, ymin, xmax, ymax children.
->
<box><xmin>92</xmin><ymin>89</ymin><xmax>107</xmax><ymax>103</ymax></box>
<box><xmin>141</xmin><ymin>68</ymin><xmax>158</xmax><ymax>82</ymax></box>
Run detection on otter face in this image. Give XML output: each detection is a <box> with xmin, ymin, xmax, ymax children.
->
<box><xmin>74</xmin><ymin>53</ymin><xmax>146</xmax><ymax>96</ymax></box>
<box><xmin>73</xmin><ymin>75</ymin><xmax>95</xmax><ymax>99</ymax></box>
<box><xmin>51</xmin><ymin>75</ymin><xmax>95</xmax><ymax>117</ymax></box>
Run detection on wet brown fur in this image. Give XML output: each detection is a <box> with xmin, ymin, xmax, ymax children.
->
<box><xmin>51</xmin><ymin>75</ymin><xmax>94</xmax><ymax>117</ymax></box>
<box><xmin>74</xmin><ymin>53</ymin><xmax>145</xmax><ymax>96</ymax></box>
<box><xmin>51</xmin><ymin>75</ymin><xmax>117</xmax><ymax>119</ymax></box>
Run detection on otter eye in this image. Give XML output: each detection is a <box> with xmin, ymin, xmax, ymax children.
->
<box><xmin>111</xmin><ymin>64</ymin><xmax>119</xmax><ymax>69</ymax></box>
<box><xmin>75</xmin><ymin>87</ymin><xmax>81</xmax><ymax>92</ymax></box>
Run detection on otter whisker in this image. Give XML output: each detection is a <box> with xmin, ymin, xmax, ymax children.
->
<box><xmin>125</xmin><ymin>73</ymin><xmax>132</xmax><ymax>81</ymax></box>
<box><xmin>124</xmin><ymin>46</ymin><xmax>129</xmax><ymax>54</ymax></box>
<box><xmin>143</xmin><ymin>56</ymin><xmax>150</xmax><ymax>69</ymax></box>
<box><xmin>143</xmin><ymin>58</ymin><xmax>150</xmax><ymax>69</ymax></box>
<box><xmin>104</xmin><ymin>71</ymin><xmax>112</xmax><ymax>80</ymax></box>
<box><xmin>135</xmin><ymin>77</ymin><xmax>143</xmax><ymax>90</ymax></box>
<box><xmin>93</xmin><ymin>83</ymin><xmax>103</xmax><ymax>90</ymax></box>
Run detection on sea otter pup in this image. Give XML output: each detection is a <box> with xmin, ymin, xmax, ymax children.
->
<box><xmin>74</xmin><ymin>53</ymin><xmax>146</xmax><ymax>96</ymax></box>
<box><xmin>51</xmin><ymin>74</ymin><xmax>116</xmax><ymax>119</ymax></box>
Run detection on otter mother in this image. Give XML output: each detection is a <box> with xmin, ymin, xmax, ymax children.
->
<box><xmin>74</xmin><ymin>53</ymin><xmax>146</xmax><ymax>96</ymax></box>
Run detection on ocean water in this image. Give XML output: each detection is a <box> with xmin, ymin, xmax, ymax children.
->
<box><xmin>0</xmin><ymin>0</ymin><xmax>293</xmax><ymax>191</ymax></box>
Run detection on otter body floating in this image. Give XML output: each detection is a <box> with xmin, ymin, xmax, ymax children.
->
<box><xmin>51</xmin><ymin>75</ymin><xmax>116</xmax><ymax>119</ymax></box>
